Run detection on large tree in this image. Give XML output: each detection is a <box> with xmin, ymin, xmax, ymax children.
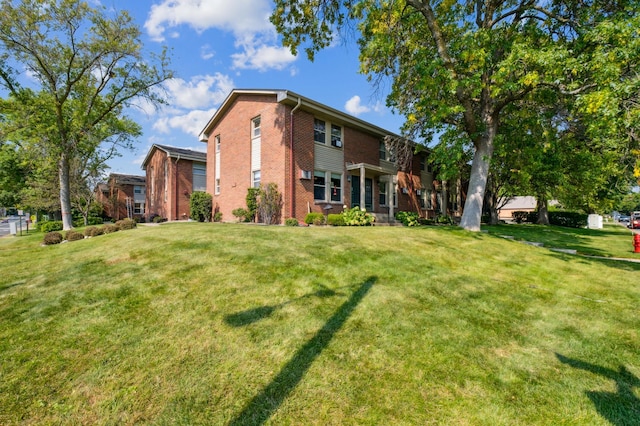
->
<box><xmin>0</xmin><ymin>0</ymin><xmax>172</xmax><ymax>230</ymax></box>
<box><xmin>271</xmin><ymin>0</ymin><xmax>639</xmax><ymax>230</ymax></box>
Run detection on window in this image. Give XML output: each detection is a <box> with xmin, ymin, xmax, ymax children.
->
<box><xmin>134</xmin><ymin>185</ymin><xmax>143</xmax><ymax>194</ymax></box>
<box><xmin>193</xmin><ymin>162</ymin><xmax>206</xmax><ymax>192</ymax></box>
<box><xmin>426</xmin><ymin>190</ymin><xmax>433</xmax><ymax>209</ymax></box>
<box><xmin>330</xmin><ymin>173</ymin><xmax>341</xmax><ymax>202</ymax></box>
<box><xmin>392</xmin><ymin>183</ymin><xmax>398</xmax><ymax>207</ymax></box>
<box><xmin>379</xmin><ymin>181</ymin><xmax>387</xmax><ymax>206</ymax></box>
<box><xmin>314</xmin><ymin>171</ymin><xmax>326</xmax><ymax>200</ymax></box>
<box><xmin>215</xmin><ymin>178</ymin><xmax>220</xmax><ymax>194</ymax></box>
<box><xmin>252</xmin><ymin>170</ymin><xmax>261</xmax><ymax>188</ymax></box>
<box><xmin>314</xmin><ymin>119</ymin><xmax>326</xmax><ymax>144</ymax></box>
<box><xmin>420</xmin><ymin>157</ymin><xmax>425</xmax><ymax>171</ymax></box>
<box><xmin>215</xmin><ymin>135</ymin><xmax>221</xmax><ymax>153</ymax></box>
<box><xmin>379</xmin><ymin>141</ymin><xmax>387</xmax><ymax>161</ymax></box>
<box><xmin>134</xmin><ymin>203</ymin><xmax>144</xmax><ymax>214</ymax></box>
<box><xmin>252</xmin><ymin>116</ymin><xmax>261</xmax><ymax>138</ymax></box>
<box><xmin>330</xmin><ymin>124</ymin><xmax>342</xmax><ymax>147</ymax></box>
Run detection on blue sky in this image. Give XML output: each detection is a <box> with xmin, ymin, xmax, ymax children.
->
<box><xmin>104</xmin><ymin>0</ymin><xmax>407</xmax><ymax>176</ymax></box>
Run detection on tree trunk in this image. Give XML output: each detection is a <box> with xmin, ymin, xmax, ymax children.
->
<box><xmin>59</xmin><ymin>152</ymin><xmax>74</xmax><ymax>230</ymax></box>
<box><xmin>459</xmin><ymin>138</ymin><xmax>494</xmax><ymax>231</ymax></box>
<box><xmin>536</xmin><ymin>195</ymin><xmax>549</xmax><ymax>225</ymax></box>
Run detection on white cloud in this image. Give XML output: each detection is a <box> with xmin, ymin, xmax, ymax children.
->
<box><xmin>200</xmin><ymin>44</ymin><xmax>215</xmax><ymax>60</ymax></box>
<box><xmin>345</xmin><ymin>95</ymin><xmax>371</xmax><ymax>116</ymax></box>
<box><xmin>164</xmin><ymin>73</ymin><xmax>233</xmax><ymax>109</ymax></box>
<box><xmin>144</xmin><ymin>0</ymin><xmax>272</xmax><ymax>41</ymax></box>
<box><xmin>154</xmin><ymin>108</ymin><xmax>218</xmax><ymax>137</ymax></box>
<box><xmin>231</xmin><ymin>39</ymin><xmax>296</xmax><ymax>71</ymax></box>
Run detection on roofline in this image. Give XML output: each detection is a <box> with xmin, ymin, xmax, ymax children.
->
<box><xmin>140</xmin><ymin>144</ymin><xmax>207</xmax><ymax>168</ymax></box>
<box><xmin>198</xmin><ymin>89</ymin><xmax>402</xmax><ymax>142</ymax></box>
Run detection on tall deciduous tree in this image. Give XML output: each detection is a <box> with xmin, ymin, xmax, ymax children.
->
<box><xmin>271</xmin><ymin>0</ymin><xmax>639</xmax><ymax>230</ymax></box>
<box><xmin>0</xmin><ymin>0</ymin><xmax>172</xmax><ymax>230</ymax></box>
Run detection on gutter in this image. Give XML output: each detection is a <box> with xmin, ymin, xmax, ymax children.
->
<box><xmin>290</xmin><ymin>97</ymin><xmax>302</xmax><ymax>219</ymax></box>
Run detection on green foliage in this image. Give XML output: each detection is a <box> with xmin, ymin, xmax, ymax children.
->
<box><xmin>549</xmin><ymin>212</ymin><xmax>588</xmax><ymax>229</ymax></box>
<box><xmin>190</xmin><ymin>192</ymin><xmax>212</xmax><ymax>222</ymax></box>
<box><xmin>395</xmin><ymin>211</ymin><xmax>421</xmax><ymax>227</ymax></box>
<box><xmin>42</xmin><ymin>231</ymin><xmax>63</xmax><ymax>245</ymax></box>
<box><xmin>84</xmin><ymin>226</ymin><xmax>104</xmax><ymax>237</ymax></box>
<box><xmin>436</xmin><ymin>215</ymin><xmax>453</xmax><ymax>225</ymax></box>
<box><xmin>304</xmin><ymin>212</ymin><xmax>325</xmax><ymax>225</ymax></box>
<box><xmin>327</xmin><ymin>214</ymin><xmax>345</xmax><ymax>226</ymax></box>
<box><xmin>115</xmin><ymin>218</ymin><xmax>136</xmax><ymax>231</ymax></box>
<box><xmin>232</xmin><ymin>208</ymin><xmax>250</xmax><ymax>223</ymax></box>
<box><xmin>512</xmin><ymin>211</ymin><xmax>529</xmax><ymax>224</ymax></box>
<box><xmin>102</xmin><ymin>224</ymin><xmax>118</xmax><ymax>234</ymax></box>
<box><xmin>65</xmin><ymin>230</ymin><xmax>85</xmax><ymax>241</ymax></box>
<box><xmin>152</xmin><ymin>216</ymin><xmax>167</xmax><ymax>223</ymax></box>
<box><xmin>39</xmin><ymin>221</ymin><xmax>63</xmax><ymax>233</ymax></box>
<box><xmin>213</xmin><ymin>212</ymin><xmax>223</xmax><ymax>222</ymax></box>
<box><xmin>0</xmin><ymin>141</ymin><xmax>27</xmax><ymax>208</ymax></box>
<box><xmin>341</xmin><ymin>206</ymin><xmax>374</xmax><ymax>226</ymax></box>
<box><xmin>284</xmin><ymin>218</ymin><xmax>299</xmax><ymax>226</ymax></box>
<box><xmin>246</xmin><ymin>188</ymin><xmax>260</xmax><ymax>222</ymax></box>
<box><xmin>257</xmin><ymin>183</ymin><xmax>283</xmax><ymax>225</ymax></box>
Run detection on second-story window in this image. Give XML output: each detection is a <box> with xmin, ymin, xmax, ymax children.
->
<box><xmin>314</xmin><ymin>119</ymin><xmax>326</xmax><ymax>144</ymax></box>
<box><xmin>252</xmin><ymin>116</ymin><xmax>261</xmax><ymax>138</ymax></box>
<box><xmin>330</xmin><ymin>124</ymin><xmax>342</xmax><ymax>148</ymax></box>
<box><xmin>215</xmin><ymin>135</ymin><xmax>221</xmax><ymax>153</ymax></box>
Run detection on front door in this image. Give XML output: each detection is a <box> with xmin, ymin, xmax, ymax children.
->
<box><xmin>351</xmin><ymin>176</ymin><xmax>373</xmax><ymax>210</ymax></box>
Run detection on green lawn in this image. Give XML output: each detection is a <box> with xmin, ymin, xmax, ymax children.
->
<box><xmin>0</xmin><ymin>223</ymin><xmax>638</xmax><ymax>425</ymax></box>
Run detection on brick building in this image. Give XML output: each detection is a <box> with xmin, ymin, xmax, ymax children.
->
<box><xmin>198</xmin><ymin>89</ymin><xmax>463</xmax><ymax>223</ymax></box>
<box><xmin>96</xmin><ymin>173</ymin><xmax>146</xmax><ymax>221</ymax></box>
<box><xmin>142</xmin><ymin>144</ymin><xmax>207</xmax><ymax>221</ymax></box>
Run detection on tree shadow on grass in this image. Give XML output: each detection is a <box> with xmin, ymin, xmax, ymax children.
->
<box><xmin>556</xmin><ymin>353</ymin><xmax>640</xmax><ymax>425</ymax></box>
<box><xmin>223</xmin><ymin>284</ymin><xmax>345</xmax><ymax>327</ymax></box>
<box><xmin>228</xmin><ymin>277</ymin><xmax>377</xmax><ymax>426</ymax></box>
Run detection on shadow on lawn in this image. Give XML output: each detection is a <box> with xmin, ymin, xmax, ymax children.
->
<box><xmin>228</xmin><ymin>277</ymin><xmax>377</xmax><ymax>426</ymax></box>
<box><xmin>556</xmin><ymin>353</ymin><xmax>640</xmax><ymax>425</ymax></box>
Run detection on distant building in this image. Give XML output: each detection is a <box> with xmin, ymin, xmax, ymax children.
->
<box><xmin>198</xmin><ymin>89</ymin><xmax>464</xmax><ymax>223</ymax></box>
<box><xmin>141</xmin><ymin>144</ymin><xmax>207</xmax><ymax>221</ymax></box>
<box><xmin>96</xmin><ymin>174</ymin><xmax>146</xmax><ymax>220</ymax></box>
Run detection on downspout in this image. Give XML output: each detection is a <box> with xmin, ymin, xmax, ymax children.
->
<box><xmin>174</xmin><ymin>154</ymin><xmax>181</xmax><ymax>220</ymax></box>
<box><xmin>289</xmin><ymin>97</ymin><xmax>302</xmax><ymax>219</ymax></box>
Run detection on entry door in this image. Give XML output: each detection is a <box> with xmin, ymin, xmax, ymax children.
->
<box><xmin>351</xmin><ymin>176</ymin><xmax>373</xmax><ymax>210</ymax></box>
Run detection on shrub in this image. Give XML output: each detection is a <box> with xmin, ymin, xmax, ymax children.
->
<box><xmin>436</xmin><ymin>215</ymin><xmax>453</xmax><ymax>225</ymax></box>
<box><xmin>40</xmin><ymin>221</ymin><xmax>63</xmax><ymax>233</ymax></box>
<box><xmin>190</xmin><ymin>191</ymin><xmax>213</xmax><ymax>222</ymax></box>
<box><xmin>65</xmin><ymin>230</ymin><xmax>85</xmax><ymax>241</ymax></box>
<box><xmin>549</xmin><ymin>211</ymin><xmax>588</xmax><ymax>228</ymax></box>
<box><xmin>257</xmin><ymin>183</ymin><xmax>283</xmax><ymax>225</ymax></box>
<box><xmin>512</xmin><ymin>211</ymin><xmax>529</xmax><ymax>224</ymax></box>
<box><xmin>327</xmin><ymin>214</ymin><xmax>345</xmax><ymax>226</ymax></box>
<box><xmin>213</xmin><ymin>211</ymin><xmax>223</xmax><ymax>222</ymax></box>
<box><xmin>87</xmin><ymin>216</ymin><xmax>103</xmax><ymax>225</ymax></box>
<box><xmin>152</xmin><ymin>215</ymin><xmax>167</xmax><ymax>223</ymax></box>
<box><xmin>246</xmin><ymin>188</ymin><xmax>260</xmax><ymax>222</ymax></box>
<box><xmin>285</xmin><ymin>218</ymin><xmax>299</xmax><ymax>226</ymax></box>
<box><xmin>305</xmin><ymin>212</ymin><xmax>325</xmax><ymax>225</ymax></box>
<box><xmin>526</xmin><ymin>211</ymin><xmax>539</xmax><ymax>223</ymax></box>
<box><xmin>103</xmin><ymin>224</ymin><xmax>119</xmax><ymax>234</ymax></box>
<box><xmin>341</xmin><ymin>206</ymin><xmax>375</xmax><ymax>226</ymax></box>
<box><xmin>116</xmin><ymin>218</ymin><xmax>137</xmax><ymax>230</ymax></box>
<box><xmin>84</xmin><ymin>226</ymin><xmax>104</xmax><ymax>237</ymax></box>
<box><xmin>43</xmin><ymin>231</ymin><xmax>63</xmax><ymax>245</ymax></box>
<box><xmin>232</xmin><ymin>208</ymin><xmax>250</xmax><ymax>222</ymax></box>
<box><xmin>395</xmin><ymin>211</ymin><xmax>421</xmax><ymax>227</ymax></box>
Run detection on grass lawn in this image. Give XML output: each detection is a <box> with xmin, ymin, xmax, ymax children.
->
<box><xmin>0</xmin><ymin>223</ymin><xmax>638</xmax><ymax>425</ymax></box>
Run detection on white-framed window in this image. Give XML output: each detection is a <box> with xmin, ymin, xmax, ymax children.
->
<box><xmin>314</xmin><ymin>170</ymin><xmax>342</xmax><ymax>202</ymax></box>
<box><xmin>215</xmin><ymin>134</ymin><xmax>221</xmax><ymax>153</ymax></box>
<box><xmin>379</xmin><ymin>142</ymin><xmax>396</xmax><ymax>162</ymax></box>
<box><xmin>215</xmin><ymin>178</ymin><xmax>220</xmax><ymax>194</ymax></box>
<box><xmin>314</xmin><ymin>171</ymin><xmax>326</xmax><ymax>200</ymax></box>
<box><xmin>393</xmin><ymin>183</ymin><xmax>398</xmax><ymax>207</ymax></box>
<box><xmin>134</xmin><ymin>203</ymin><xmax>144</xmax><ymax>214</ymax></box>
<box><xmin>425</xmin><ymin>189</ymin><xmax>433</xmax><ymax>209</ymax></box>
<box><xmin>252</xmin><ymin>116</ymin><xmax>261</xmax><ymax>138</ymax></box>
<box><xmin>192</xmin><ymin>162</ymin><xmax>206</xmax><ymax>192</ymax></box>
<box><xmin>379</xmin><ymin>181</ymin><xmax>387</xmax><ymax>206</ymax></box>
<box><xmin>134</xmin><ymin>185</ymin><xmax>144</xmax><ymax>195</ymax></box>
<box><xmin>252</xmin><ymin>170</ymin><xmax>261</xmax><ymax>188</ymax></box>
<box><xmin>314</xmin><ymin>118</ymin><xmax>342</xmax><ymax>148</ymax></box>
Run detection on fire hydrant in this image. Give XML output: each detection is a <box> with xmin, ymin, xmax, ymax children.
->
<box><xmin>634</xmin><ymin>233</ymin><xmax>640</xmax><ymax>253</ymax></box>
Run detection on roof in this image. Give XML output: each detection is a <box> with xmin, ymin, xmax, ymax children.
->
<box><xmin>500</xmin><ymin>196</ymin><xmax>537</xmax><ymax>210</ymax></box>
<box><xmin>107</xmin><ymin>173</ymin><xmax>146</xmax><ymax>186</ymax></box>
<box><xmin>141</xmin><ymin>144</ymin><xmax>207</xmax><ymax>168</ymax></box>
<box><xmin>198</xmin><ymin>89</ymin><xmax>401</xmax><ymax>143</ymax></box>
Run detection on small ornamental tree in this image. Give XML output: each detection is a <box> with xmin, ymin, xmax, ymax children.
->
<box><xmin>257</xmin><ymin>183</ymin><xmax>283</xmax><ymax>225</ymax></box>
<box><xmin>190</xmin><ymin>192</ymin><xmax>212</xmax><ymax>222</ymax></box>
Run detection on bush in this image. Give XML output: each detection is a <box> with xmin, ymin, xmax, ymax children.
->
<box><xmin>152</xmin><ymin>215</ymin><xmax>167</xmax><ymax>223</ymax></box>
<box><xmin>341</xmin><ymin>206</ymin><xmax>375</xmax><ymax>226</ymax></box>
<box><xmin>257</xmin><ymin>183</ymin><xmax>283</xmax><ymax>225</ymax></box>
<box><xmin>43</xmin><ymin>231</ymin><xmax>63</xmax><ymax>245</ymax></box>
<box><xmin>116</xmin><ymin>218</ymin><xmax>137</xmax><ymax>230</ymax></box>
<box><xmin>40</xmin><ymin>221</ymin><xmax>63</xmax><ymax>233</ymax></box>
<box><xmin>87</xmin><ymin>216</ymin><xmax>103</xmax><ymax>225</ymax></box>
<box><xmin>284</xmin><ymin>218</ymin><xmax>299</xmax><ymax>226</ymax></box>
<box><xmin>304</xmin><ymin>212</ymin><xmax>325</xmax><ymax>225</ymax></box>
<box><xmin>190</xmin><ymin>191</ymin><xmax>213</xmax><ymax>222</ymax></box>
<box><xmin>232</xmin><ymin>208</ymin><xmax>250</xmax><ymax>222</ymax></box>
<box><xmin>213</xmin><ymin>211</ymin><xmax>223</xmax><ymax>222</ymax></box>
<box><xmin>246</xmin><ymin>188</ymin><xmax>260</xmax><ymax>222</ymax></box>
<box><xmin>549</xmin><ymin>211</ymin><xmax>588</xmax><ymax>228</ymax></box>
<box><xmin>84</xmin><ymin>226</ymin><xmax>104</xmax><ymax>237</ymax></box>
<box><xmin>65</xmin><ymin>230</ymin><xmax>85</xmax><ymax>241</ymax></box>
<box><xmin>436</xmin><ymin>215</ymin><xmax>453</xmax><ymax>225</ymax></box>
<box><xmin>327</xmin><ymin>214</ymin><xmax>345</xmax><ymax>226</ymax></box>
<box><xmin>395</xmin><ymin>211</ymin><xmax>421</xmax><ymax>227</ymax></box>
<box><xmin>103</xmin><ymin>224</ymin><xmax>118</xmax><ymax>234</ymax></box>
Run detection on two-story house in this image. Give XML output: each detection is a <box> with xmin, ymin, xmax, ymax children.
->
<box><xmin>198</xmin><ymin>89</ymin><xmax>463</xmax><ymax>223</ymax></box>
<box><xmin>97</xmin><ymin>173</ymin><xmax>147</xmax><ymax>221</ymax></box>
<box><xmin>141</xmin><ymin>144</ymin><xmax>207</xmax><ymax>221</ymax></box>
